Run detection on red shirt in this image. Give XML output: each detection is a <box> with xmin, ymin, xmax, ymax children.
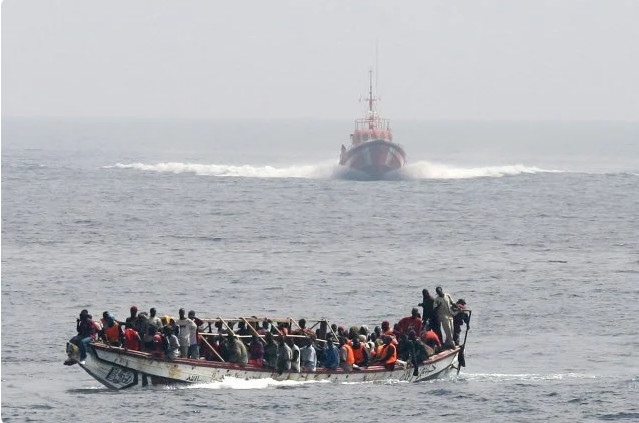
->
<box><xmin>123</xmin><ymin>328</ymin><xmax>141</xmax><ymax>351</ymax></box>
<box><xmin>422</xmin><ymin>329</ymin><xmax>442</xmax><ymax>347</ymax></box>
<box><xmin>397</xmin><ymin>316</ymin><xmax>423</xmax><ymax>335</ymax></box>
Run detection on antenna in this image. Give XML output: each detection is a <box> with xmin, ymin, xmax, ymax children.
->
<box><xmin>375</xmin><ymin>41</ymin><xmax>379</xmax><ymax>97</ymax></box>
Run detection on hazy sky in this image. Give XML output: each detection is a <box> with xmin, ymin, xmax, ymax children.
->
<box><xmin>2</xmin><ymin>1</ymin><xmax>638</xmax><ymax>120</ymax></box>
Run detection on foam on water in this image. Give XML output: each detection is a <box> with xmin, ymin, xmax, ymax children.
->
<box><xmin>403</xmin><ymin>161</ymin><xmax>562</xmax><ymax>179</ymax></box>
<box><xmin>460</xmin><ymin>373</ymin><xmax>598</xmax><ymax>383</ymax></box>
<box><xmin>107</xmin><ymin>161</ymin><xmax>337</xmax><ymax>179</ymax></box>
<box><xmin>180</xmin><ymin>376</ymin><xmax>329</xmax><ymax>390</ymax></box>
<box><xmin>108</xmin><ymin>161</ymin><xmax>562</xmax><ymax>180</ymax></box>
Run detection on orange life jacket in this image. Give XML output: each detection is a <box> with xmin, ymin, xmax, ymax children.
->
<box><xmin>380</xmin><ymin>343</ymin><xmax>397</xmax><ymax>365</ymax></box>
<box><xmin>104</xmin><ymin>321</ymin><xmax>120</xmax><ymax>343</ymax></box>
<box><xmin>352</xmin><ymin>343</ymin><xmax>366</xmax><ymax>363</ymax></box>
<box><xmin>123</xmin><ymin>328</ymin><xmax>141</xmax><ymax>350</ymax></box>
<box><xmin>341</xmin><ymin>343</ymin><xmax>355</xmax><ymax>365</ymax></box>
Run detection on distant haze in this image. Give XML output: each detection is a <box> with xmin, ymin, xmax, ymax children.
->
<box><xmin>2</xmin><ymin>0</ymin><xmax>638</xmax><ymax>120</ymax></box>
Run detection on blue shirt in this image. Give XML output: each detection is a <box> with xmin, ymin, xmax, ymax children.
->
<box><xmin>323</xmin><ymin>344</ymin><xmax>339</xmax><ymax>369</ymax></box>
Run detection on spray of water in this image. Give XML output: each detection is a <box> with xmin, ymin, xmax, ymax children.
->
<box><xmin>106</xmin><ymin>161</ymin><xmax>562</xmax><ymax>180</ymax></box>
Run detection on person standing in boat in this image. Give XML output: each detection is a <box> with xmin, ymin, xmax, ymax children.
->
<box><xmin>453</xmin><ymin>299</ymin><xmax>470</xmax><ymax>346</ymax></box>
<box><xmin>175</xmin><ymin>308</ymin><xmax>196</xmax><ymax>358</ymax></box>
<box><xmin>418</xmin><ymin>289</ymin><xmax>441</xmax><ymax>342</ymax></box>
<box><xmin>276</xmin><ymin>336</ymin><xmax>292</xmax><ymax>374</ymax></box>
<box><xmin>299</xmin><ymin>338</ymin><xmax>317</xmax><ymax>371</ymax></box>
<box><xmin>164</xmin><ymin>326</ymin><xmax>180</xmax><ymax>361</ymax></box>
<box><xmin>187</xmin><ymin>310</ymin><xmax>200</xmax><ymax>359</ymax></box>
<box><xmin>289</xmin><ymin>338</ymin><xmax>301</xmax><ymax>372</ymax></box>
<box><xmin>263</xmin><ymin>332</ymin><xmax>279</xmax><ymax>369</ymax></box>
<box><xmin>125</xmin><ymin>305</ymin><xmax>139</xmax><ymax>328</ymax></box>
<box><xmin>433</xmin><ymin>286</ymin><xmax>456</xmax><ymax>347</ymax></box>
<box><xmin>144</xmin><ymin>308</ymin><xmax>163</xmax><ymax>351</ymax></box>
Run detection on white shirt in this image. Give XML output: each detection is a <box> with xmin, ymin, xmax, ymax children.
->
<box><xmin>176</xmin><ymin>318</ymin><xmax>197</xmax><ymax>346</ymax></box>
<box><xmin>434</xmin><ymin>293</ymin><xmax>455</xmax><ymax>319</ymax></box>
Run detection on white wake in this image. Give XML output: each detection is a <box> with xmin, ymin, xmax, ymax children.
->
<box><xmin>107</xmin><ymin>161</ymin><xmax>562</xmax><ymax>180</ymax></box>
<box><xmin>180</xmin><ymin>376</ymin><xmax>329</xmax><ymax>390</ymax></box>
<box><xmin>403</xmin><ymin>161</ymin><xmax>562</xmax><ymax>179</ymax></box>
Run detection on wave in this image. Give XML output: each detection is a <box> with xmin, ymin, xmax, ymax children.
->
<box><xmin>106</xmin><ymin>161</ymin><xmax>562</xmax><ymax>180</ymax></box>
<box><xmin>403</xmin><ymin>161</ymin><xmax>562</xmax><ymax>179</ymax></box>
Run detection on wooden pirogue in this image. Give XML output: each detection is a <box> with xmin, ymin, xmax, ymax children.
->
<box><xmin>65</xmin><ymin>315</ymin><xmax>471</xmax><ymax>390</ymax></box>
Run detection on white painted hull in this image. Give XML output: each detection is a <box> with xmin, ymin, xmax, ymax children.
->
<box><xmin>68</xmin><ymin>343</ymin><xmax>462</xmax><ymax>389</ymax></box>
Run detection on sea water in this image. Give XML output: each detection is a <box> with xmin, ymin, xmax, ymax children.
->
<box><xmin>2</xmin><ymin>117</ymin><xmax>638</xmax><ymax>422</ymax></box>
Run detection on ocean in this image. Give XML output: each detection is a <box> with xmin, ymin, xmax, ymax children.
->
<box><xmin>2</xmin><ymin>117</ymin><xmax>638</xmax><ymax>422</ymax></box>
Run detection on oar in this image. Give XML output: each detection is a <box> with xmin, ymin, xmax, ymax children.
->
<box><xmin>457</xmin><ymin>310</ymin><xmax>472</xmax><ymax>375</ymax></box>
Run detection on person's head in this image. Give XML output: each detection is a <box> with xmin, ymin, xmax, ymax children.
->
<box><xmin>411</xmin><ymin>307</ymin><xmax>419</xmax><ymax>318</ymax></box>
<box><xmin>130</xmin><ymin>306</ymin><xmax>138</xmax><ymax>317</ymax></box>
<box><xmin>359</xmin><ymin>325</ymin><xmax>369</xmax><ymax>336</ymax></box>
<box><xmin>436</xmin><ymin>286</ymin><xmax>443</xmax><ymax>297</ymax></box>
<box><xmin>179</xmin><ymin>308</ymin><xmax>185</xmax><ymax>319</ymax></box>
<box><xmin>456</xmin><ymin>299</ymin><xmax>466</xmax><ymax>306</ymax></box>
<box><xmin>381</xmin><ymin>321</ymin><xmax>390</xmax><ymax>331</ymax></box>
<box><xmin>150</xmin><ymin>307</ymin><xmax>157</xmax><ymax>317</ymax></box>
<box><xmin>326</xmin><ymin>337</ymin><xmax>334</xmax><ymax>346</ymax></box>
<box><xmin>422</xmin><ymin>288</ymin><xmax>429</xmax><ymax>296</ymax></box>
<box><xmin>382</xmin><ymin>335</ymin><xmax>391</xmax><ymax>344</ymax></box>
<box><xmin>79</xmin><ymin>309</ymin><xmax>89</xmax><ymax>320</ymax></box>
<box><xmin>165</xmin><ymin>326</ymin><xmax>173</xmax><ymax>335</ymax></box>
<box><xmin>188</xmin><ymin>310</ymin><xmax>195</xmax><ymax>319</ymax></box>
<box><xmin>299</xmin><ymin>318</ymin><xmax>306</xmax><ymax>328</ymax></box>
<box><xmin>238</xmin><ymin>321</ymin><xmax>245</xmax><ymax>329</ymax></box>
<box><xmin>358</xmin><ymin>334</ymin><xmax>367</xmax><ymax>343</ymax></box>
<box><xmin>374</xmin><ymin>326</ymin><xmax>381</xmax><ymax>335</ymax></box>
<box><xmin>330</xmin><ymin>323</ymin><xmax>337</xmax><ymax>332</ymax></box>
<box><xmin>408</xmin><ymin>330</ymin><xmax>416</xmax><ymax>341</ymax></box>
<box><xmin>352</xmin><ymin>338</ymin><xmax>360</xmax><ymax>349</ymax></box>
<box><xmin>102</xmin><ymin>311</ymin><xmax>109</xmax><ymax>320</ymax></box>
<box><xmin>339</xmin><ymin>336</ymin><xmax>347</xmax><ymax>346</ymax></box>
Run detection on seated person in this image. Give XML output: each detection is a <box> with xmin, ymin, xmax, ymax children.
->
<box><xmin>323</xmin><ymin>338</ymin><xmax>339</xmax><ymax>370</ymax></box>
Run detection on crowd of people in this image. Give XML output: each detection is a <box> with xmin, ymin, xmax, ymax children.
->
<box><xmin>67</xmin><ymin>286</ymin><xmax>470</xmax><ymax>372</ymax></box>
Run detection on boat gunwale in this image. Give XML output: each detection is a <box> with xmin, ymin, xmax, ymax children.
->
<box><xmin>90</xmin><ymin>342</ymin><xmax>460</xmax><ymax>376</ymax></box>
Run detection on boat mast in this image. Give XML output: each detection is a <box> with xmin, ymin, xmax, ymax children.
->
<box><xmin>368</xmin><ymin>68</ymin><xmax>375</xmax><ymax>129</ymax></box>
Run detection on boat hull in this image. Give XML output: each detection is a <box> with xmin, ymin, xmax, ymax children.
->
<box><xmin>68</xmin><ymin>342</ymin><xmax>461</xmax><ymax>389</ymax></box>
<box><xmin>340</xmin><ymin>139</ymin><xmax>406</xmax><ymax>179</ymax></box>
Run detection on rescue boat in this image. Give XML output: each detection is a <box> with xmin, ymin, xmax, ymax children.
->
<box><xmin>338</xmin><ymin>69</ymin><xmax>406</xmax><ymax>180</ymax></box>
<box><xmin>65</xmin><ymin>315</ymin><xmax>471</xmax><ymax>390</ymax></box>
